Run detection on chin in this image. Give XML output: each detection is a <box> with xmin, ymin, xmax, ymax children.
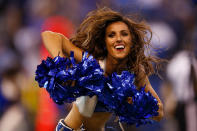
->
<box><xmin>114</xmin><ymin>55</ymin><xmax>128</xmax><ymax>60</ymax></box>
<box><xmin>112</xmin><ymin>49</ymin><xmax>130</xmax><ymax>60</ymax></box>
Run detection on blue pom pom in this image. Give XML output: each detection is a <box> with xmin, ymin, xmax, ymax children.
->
<box><xmin>35</xmin><ymin>52</ymin><xmax>106</xmax><ymax>104</ymax></box>
<box><xmin>102</xmin><ymin>71</ymin><xmax>159</xmax><ymax>126</ymax></box>
<box><xmin>35</xmin><ymin>52</ymin><xmax>159</xmax><ymax>126</ymax></box>
<box><xmin>35</xmin><ymin>55</ymin><xmax>79</xmax><ymax>104</ymax></box>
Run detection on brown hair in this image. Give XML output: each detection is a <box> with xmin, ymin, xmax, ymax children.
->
<box><xmin>70</xmin><ymin>7</ymin><xmax>160</xmax><ymax>83</ymax></box>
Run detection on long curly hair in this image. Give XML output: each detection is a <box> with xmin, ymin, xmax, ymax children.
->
<box><xmin>70</xmin><ymin>7</ymin><xmax>160</xmax><ymax>83</ymax></box>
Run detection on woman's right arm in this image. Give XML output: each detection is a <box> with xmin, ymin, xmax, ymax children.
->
<box><xmin>41</xmin><ymin>31</ymin><xmax>83</xmax><ymax>62</ymax></box>
<box><xmin>42</xmin><ymin>31</ymin><xmax>99</xmax><ymax>130</ymax></box>
<box><xmin>63</xmin><ymin>103</ymin><xmax>84</xmax><ymax>129</ymax></box>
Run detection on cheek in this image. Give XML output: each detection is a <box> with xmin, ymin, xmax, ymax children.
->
<box><xmin>126</xmin><ymin>39</ymin><xmax>132</xmax><ymax>52</ymax></box>
<box><xmin>105</xmin><ymin>38</ymin><xmax>114</xmax><ymax>49</ymax></box>
<box><xmin>127</xmin><ymin>38</ymin><xmax>132</xmax><ymax>47</ymax></box>
<box><xmin>126</xmin><ymin>33</ymin><xmax>132</xmax><ymax>45</ymax></box>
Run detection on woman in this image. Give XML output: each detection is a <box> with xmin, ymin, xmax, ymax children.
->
<box><xmin>41</xmin><ymin>7</ymin><xmax>163</xmax><ymax>130</ymax></box>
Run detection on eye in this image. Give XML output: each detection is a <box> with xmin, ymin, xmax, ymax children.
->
<box><xmin>108</xmin><ymin>33</ymin><xmax>115</xmax><ymax>38</ymax></box>
<box><xmin>121</xmin><ymin>31</ymin><xmax>129</xmax><ymax>36</ymax></box>
<box><xmin>106</xmin><ymin>31</ymin><xmax>116</xmax><ymax>38</ymax></box>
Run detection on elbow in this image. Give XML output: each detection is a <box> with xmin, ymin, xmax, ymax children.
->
<box><xmin>41</xmin><ymin>31</ymin><xmax>54</xmax><ymax>39</ymax></box>
<box><xmin>41</xmin><ymin>30</ymin><xmax>50</xmax><ymax>37</ymax></box>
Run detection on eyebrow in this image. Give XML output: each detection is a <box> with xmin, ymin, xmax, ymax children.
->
<box><xmin>106</xmin><ymin>30</ymin><xmax>129</xmax><ymax>34</ymax></box>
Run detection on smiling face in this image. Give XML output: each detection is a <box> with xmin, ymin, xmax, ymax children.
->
<box><xmin>105</xmin><ymin>21</ymin><xmax>132</xmax><ymax>61</ymax></box>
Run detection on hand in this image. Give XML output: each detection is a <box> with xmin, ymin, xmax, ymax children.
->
<box><xmin>152</xmin><ymin>103</ymin><xmax>164</xmax><ymax>121</ymax></box>
<box><xmin>127</xmin><ymin>97</ymin><xmax>133</xmax><ymax>104</ymax></box>
<box><xmin>75</xmin><ymin>95</ymin><xmax>98</xmax><ymax>117</ymax></box>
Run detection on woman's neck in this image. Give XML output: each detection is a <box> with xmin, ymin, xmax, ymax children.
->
<box><xmin>105</xmin><ymin>55</ymin><xmax>128</xmax><ymax>76</ymax></box>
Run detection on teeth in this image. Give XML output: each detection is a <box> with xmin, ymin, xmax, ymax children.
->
<box><xmin>115</xmin><ymin>45</ymin><xmax>125</xmax><ymax>49</ymax></box>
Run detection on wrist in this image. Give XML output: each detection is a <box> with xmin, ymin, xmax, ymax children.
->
<box><xmin>56</xmin><ymin>119</ymin><xmax>74</xmax><ymax>131</ymax></box>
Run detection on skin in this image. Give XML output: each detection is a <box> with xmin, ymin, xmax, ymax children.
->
<box><xmin>105</xmin><ymin>21</ymin><xmax>132</xmax><ymax>75</ymax></box>
<box><xmin>105</xmin><ymin>21</ymin><xmax>132</xmax><ymax>61</ymax></box>
<box><xmin>41</xmin><ymin>21</ymin><xmax>163</xmax><ymax>130</ymax></box>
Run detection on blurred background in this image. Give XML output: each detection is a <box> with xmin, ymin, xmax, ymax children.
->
<box><xmin>0</xmin><ymin>0</ymin><xmax>196</xmax><ymax>131</ymax></box>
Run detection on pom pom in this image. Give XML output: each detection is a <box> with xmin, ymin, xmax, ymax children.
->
<box><xmin>75</xmin><ymin>52</ymin><xmax>106</xmax><ymax>96</ymax></box>
<box><xmin>35</xmin><ymin>52</ymin><xmax>105</xmax><ymax>104</ymax></box>
<box><xmin>104</xmin><ymin>71</ymin><xmax>159</xmax><ymax>126</ymax></box>
<box><xmin>35</xmin><ymin>54</ymin><xmax>78</xmax><ymax>104</ymax></box>
<box><xmin>35</xmin><ymin>52</ymin><xmax>159</xmax><ymax>126</ymax></box>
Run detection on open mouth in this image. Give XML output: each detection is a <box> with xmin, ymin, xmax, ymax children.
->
<box><xmin>114</xmin><ymin>45</ymin><xmax>125</xmax><ymax>51</ymax></box>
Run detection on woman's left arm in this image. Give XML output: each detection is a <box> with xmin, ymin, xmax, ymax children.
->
<box><xmin>137</xmin><ymin>76</ymin><xmax>164</xmax><ymax>121</ymax></box>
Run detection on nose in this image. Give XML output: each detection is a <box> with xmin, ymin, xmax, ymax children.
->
<box><xmin>116</xmin><ymin>35</ymin><xmax>122</xmax><ymax>43</ymax></box>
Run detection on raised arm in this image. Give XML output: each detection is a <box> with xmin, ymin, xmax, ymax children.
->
<box><xmin>41</xmin><ymin>31</ymin><xmax>83</xmax><ymax>62</ymax></box>
<box><xmin>136</xmin><ymin>76</ymin><xmax>164</xmax><ymax>121</ymax></box>
<box><xmin>144</xmin><ymin>77</ymin><xmax>164</xmax><ymax>121</ymax></box>
<box><xmin>42</xmin><ymin>31</ymin><xmax>101</xmax><ymax>130</ymax></box>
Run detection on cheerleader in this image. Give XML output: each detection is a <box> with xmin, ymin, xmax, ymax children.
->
<box><xmin>40</xmin><ymin>7</ymin><xmax>163</xmax><ymax>130</ymax></box>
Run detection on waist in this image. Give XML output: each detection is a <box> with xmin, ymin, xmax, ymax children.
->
<box><xmin>83</xmin><ymin>112</ymin><xmax>112</xmax><ymax>130</ymax></box>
